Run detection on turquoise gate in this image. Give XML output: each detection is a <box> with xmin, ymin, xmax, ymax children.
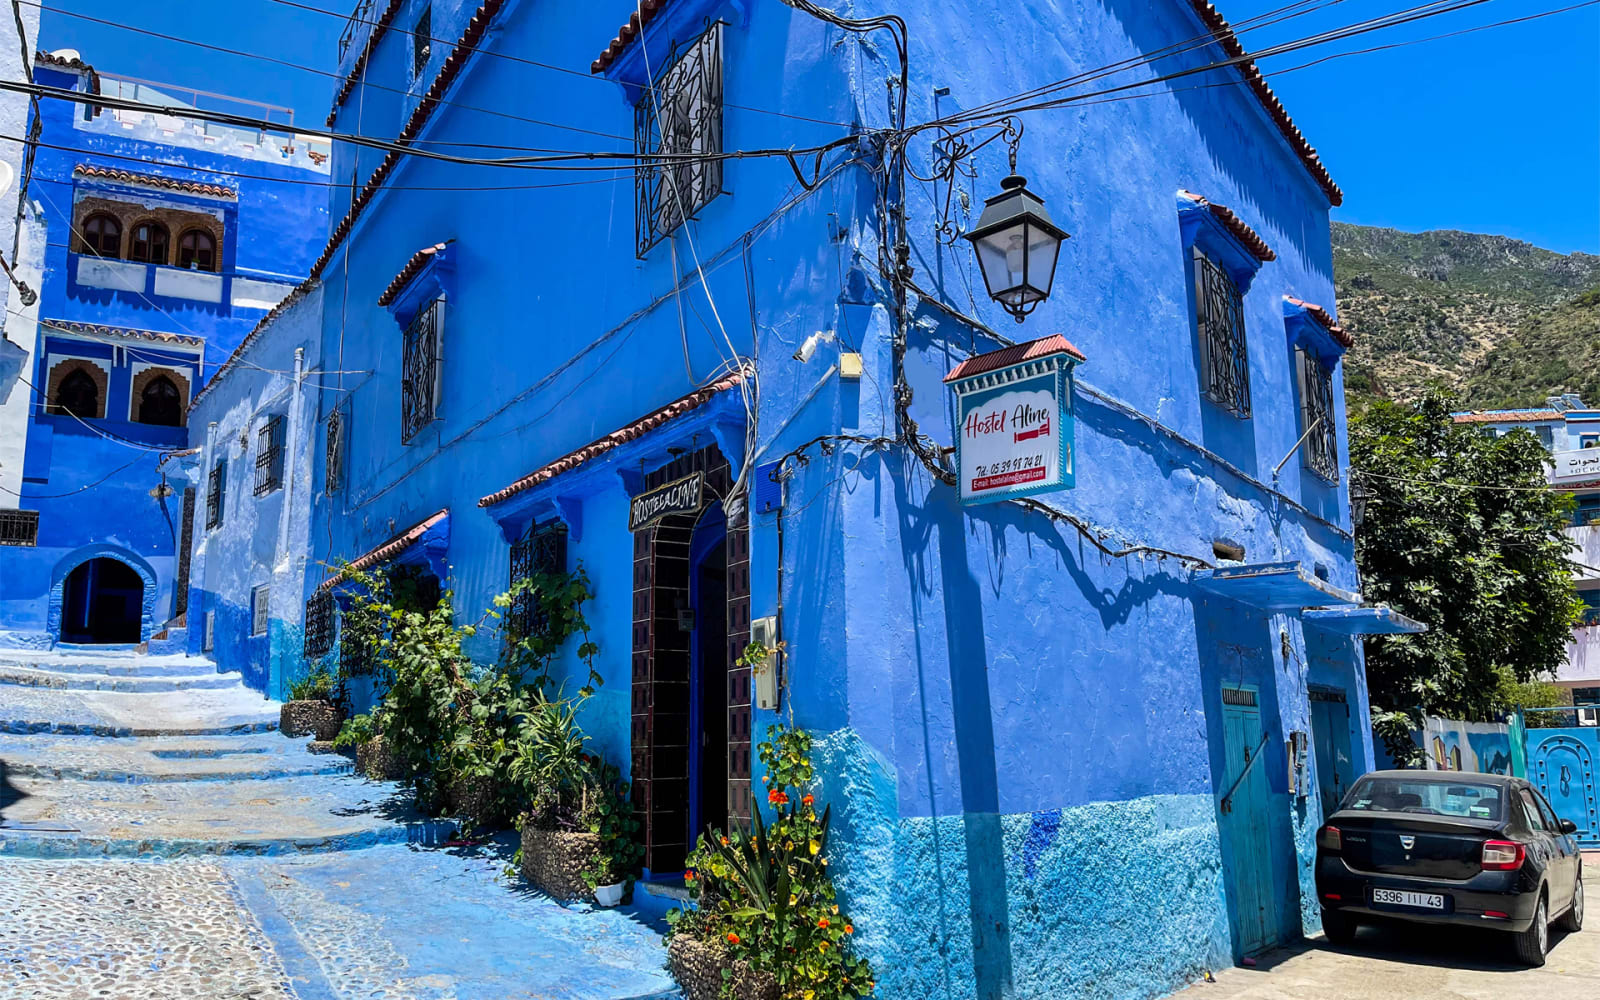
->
<box><xmin>1523</xmin><ymin>710</ymin><xmax>1599</xmax><ymax>847</ymax></box>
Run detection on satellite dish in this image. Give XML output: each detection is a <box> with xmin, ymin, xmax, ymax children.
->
<box><xmin>0</xmin><ymin>161</ymin><xmax>15</xmax><ymax>200</ymax></box>
<box><xmin>50</xmin><ymin>48</ymin><xmax>80</xmax><ymax>62</ymax></box>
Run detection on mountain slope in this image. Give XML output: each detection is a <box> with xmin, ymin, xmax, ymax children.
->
<box><xmin>1332</xmin><ymin>223</ymin><xmax>1600</xmax><ymax>402</ymax></box>
<box><xmin>1460</xmin><ymin>287</ymin><xmax>1600</xmax><ymax>408</ymax></box>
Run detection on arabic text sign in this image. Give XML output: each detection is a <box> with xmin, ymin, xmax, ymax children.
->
<box><xmin>1551</xmin><ymin>448</ymin><xmax>1600</xmax><ymax>486</ymax></box>
<box><xmin>953</xmin><ymin>368</ymin><xmax>1072</xmax><ymax>504</ymax></box>
<box><xmin>629</xmin><ymin>472</ymin><xmax>704</xmax><ymax>531</ymax></box>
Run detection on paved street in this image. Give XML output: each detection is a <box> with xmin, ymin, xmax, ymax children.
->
<box><xmin>1171</xmin><ymin>862</ymin><xmax>1599</xmax><ymax>1000</ymax></box>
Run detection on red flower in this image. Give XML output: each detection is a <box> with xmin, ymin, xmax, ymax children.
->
<box><xmin>818</xmin><ymin>917</ymin><xmax>830</xmax><ymax>929</ymax></box>
<box><xmin>727</xmin><ymin>932</ymin><xmax>740</xmax><ymax>945</ymax></box>
<box><xmin>684</xmin><ymin>870</ymin><xmax>696</xmax><ymax>882</ymax></box>
<box><xmin>767</xmin><ymin>789</ymin><xmax>790</xmax><ymax>805</ymax></box>
<box><xmin>802</xmin><ymin>794</ymin><xmax>814</xmax><ymax>806</ymax></box>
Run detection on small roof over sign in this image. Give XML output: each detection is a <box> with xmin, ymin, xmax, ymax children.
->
<box><xmin>943</xmin><ymin>335</ymin><xmax>1086</xmax><ymax>384</ymax></box>
<box><xmin>1191</xmin><ymin>560</ymin><xmax>1359</xmax><ymax>611</ymax></box>
<box><xmin>1302</xmin><ymin>605</ymin><xmax>1427</xmax><ymax>635</ymax></box>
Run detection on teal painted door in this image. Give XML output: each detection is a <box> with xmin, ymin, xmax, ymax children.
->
<box><xmin>1529</xmin><ymin>733</ymin><xmax>1599</xmax><ymax>846</ymax></box>
<box><xmin>1309</xmin><ymin>689</ymin><xmax>1353</xmax><ymax>814</ymax></box>
<box><xmin>1219</xmin><ymin>685</ymin><xmax>1278</xmax><ymax>957</ymax></box>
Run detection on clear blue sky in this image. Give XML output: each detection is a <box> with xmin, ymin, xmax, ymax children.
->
<box><xmin>35</xmin><ymin>0</ymin><xmax>1600</xmax><ymax>254</ymax></box>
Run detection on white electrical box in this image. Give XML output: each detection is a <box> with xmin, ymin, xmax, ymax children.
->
<box><xmin>752</xmin><ymin>615</ymin><xmax>779</xmax><ymax>710</ymax></box>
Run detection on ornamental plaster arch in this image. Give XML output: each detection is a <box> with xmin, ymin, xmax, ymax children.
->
<box><xmin>47</xmin><ymin>543</ymin><xmax>160</xmax><ymax>643</ymax></box>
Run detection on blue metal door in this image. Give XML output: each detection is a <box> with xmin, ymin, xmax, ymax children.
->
<box><xmin>1218</xmin><ymin>685</ymin><xmax>1278</xmax><ymax>957</ymax></box>
<box><xmin>1528</xmin><ymin>732</ymin><xmax>1599</xmax><ymax>846</ymax></box>
<box><xmin>1309</xmin><ymin>688</ymin><xmax>1353</xmax><ymax>814</ymax></box>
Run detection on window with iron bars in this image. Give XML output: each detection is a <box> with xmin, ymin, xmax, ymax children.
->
<box><xmin>1296</xmin><ymin>348</ymin><xmax>1339</xmax><ymax>483</ymax></box>
<box><xmin>202</xmin><ymin>609</ymin><xmax>215</xmax><ymax>651</ymax></box>
<box><xmin>1193</xmin><ymin>247</ymin><xmax>1251</xmax><ymax>418</ymax></box>
<box><xmin>251</xmin><ymin>584</ymin><xmax>270</xmax><ymax>637</ymax></box>
<box><xmin>304</xmin><ymin>590</ymin><xmax>335</xmax><ymax>658</ymax></box>
<box><xmin>634</xmin><ymin>22</ymin><xmax>723</xmax><ymax>257</ymax></box>
<box><xmin>410</xmin><ymin>4</ymin><xmax>431</xmax><ymax>82</ymax></box>
<box><xmin>255</xmin><ymin>416</ymin><xmax>286</xmax><ymax>496</ymax></box>
<box><xmin>325</xmin><ymin>409</ymin><xmax>344</xmax><ymax>495</ymax></box>
<box><xmin>508</xmin><ymin>520</ymin><xmax>568</xmax><ymax>641</ymax></box>
<box><xmin>339</xmin><ymin>606</ymin><xmax>381</xmax><ymax>676</ymax></box>
<box><xmin>206</xmin><ymin>460</ymin><xmax>226</xmax><ymax>529</ymax></box>
<box><xmin>0</xmin><ymin>509</ymin><xmax>39</xmax><ymax>546</ymax></box>
<box><xmin>401</xmin><ymin>298</ymin><xmax>444</xmax><ymax>443</ymax></box>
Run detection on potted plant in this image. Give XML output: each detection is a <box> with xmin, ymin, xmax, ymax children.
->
<box><xmin>665</xmin><ymin>725</ymin><xmax>875</xmax><ymax>1000</ymax></box>
<box><xmin>510</xmin><ymin>690</ymin><xmax>608</xmax><ymax>900</ymax></box>
<box><xmin>333</xmin><ymin>712</ymin><xmax>406</xmax><ymax>780</ymax></box>
<box><xmin>281</xmin><ymin>667</ymin><xmax>345</xmax><ymax>742</ymax></box>
<box><xmin>579</xmin><ymin>759</ymin><xmax>643</xmax><ymax>907</ymax></box>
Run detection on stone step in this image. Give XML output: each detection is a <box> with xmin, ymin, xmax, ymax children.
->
<box><xmin>0</xmin><ymin>771</ymin><xmax>449</xmax><ymax>858</ymax></box>
<box><xmin>0</xmin><ymin>731</ymin><xmax>354</xmax><ymax>783</ymax></box>
<box><xmin>0</xmin><ymin>664</ymin><xmax>243</xmax><ymax>693</ymax></box>
<box><xmin>0</xmin><ymin>683</ymin><xmax>279</xmax><ymax>737</ymax></box>
<box><xmin>0</xmin><ymin>658</ymin><xmax>219</xmax><ymax>678</ymax></box>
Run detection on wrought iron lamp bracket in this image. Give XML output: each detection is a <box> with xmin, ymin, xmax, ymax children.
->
<box><xmin>917</xmin><ymin>116</ymin><xmax>1024</xmax><ymax>246</ymax></box>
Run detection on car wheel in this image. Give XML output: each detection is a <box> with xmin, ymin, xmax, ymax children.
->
<box><xmin>1558</xmin><ymin>873</ymin><xmax>1584</xmax><ymax>932</ymax></box>
<box><xmin>1514</xmin><ymin>895</ymin><xmax>1549</xmax><ymax>967</ymax></box>
<box><xmin>1321</xmin><ymin>909</ymin><xmax>1358</xmax><ymax>946</ymax></box>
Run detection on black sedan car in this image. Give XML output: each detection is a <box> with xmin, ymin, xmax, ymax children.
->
<box><xmin>1315</xmin><ymin>770</ymin><xmax>1584</xmax><ymax>966</ymax></box>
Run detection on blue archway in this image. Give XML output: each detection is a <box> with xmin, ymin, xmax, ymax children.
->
<box><xmin>47</xmin><ymin>545</ymin><xmax>160</xmax><ymax>644</ymax></box>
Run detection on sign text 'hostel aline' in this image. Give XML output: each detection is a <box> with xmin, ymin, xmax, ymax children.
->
<box><xmin>944</xmin><ymin>335</ymin><xmax>1082</xmax><ymax>505</ymax></box>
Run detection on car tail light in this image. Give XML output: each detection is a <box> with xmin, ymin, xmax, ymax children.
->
<box><xmin>1323</xmin><ymin>893</ymin><xmax>1342</xmax><ymax>902</ymax></box>
<box><xmin>1317</xmin><ymin>825</ymin><xmax>1341</xmax><ymax>851</ymax></box>
<box><xmin>1483</xmin><ymin>910</ymin><xmax>1510</xmax><ymax>920</ymax></box>
<box><xmin>1481</xmin><ymin>840</ymin><xmax>1526</xmax><ymax>871</ymax></box>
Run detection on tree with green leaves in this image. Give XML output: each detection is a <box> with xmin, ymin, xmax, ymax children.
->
<box><xmin>1351</xmin><ymin>390</ymin><xmax>1580</xmax><ymax>754</ymax></box>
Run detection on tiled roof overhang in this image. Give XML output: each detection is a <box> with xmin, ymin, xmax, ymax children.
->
<box><xmin>592</xmin><ymin>0</ymin><xmax>669</xmax><ymax>74</ymax></box>
<box><xmin>188</xmin><ymin>283</ymin><xmax>313</xmax><ymax>410</ymax></box>
<box><xmin>196</xmin><ymin>0</ymin><xmax>511</xmax><ymax>411</ymax></box>
<box><xmin>480</xmin><ymin>367</ymin><xmax>750</xmax><ymax>507</ymax></box>
<box><xmin>318</xmin><ymin>509</ymin><xmax>450</xmax><ymax>591</ymax></box>
<box><xmin>42</xmin><ymin>318</ymin><xmax>204</xmax><ymax>348</ymax></box>
<box><xmin>943</xmin><ymin>334</ymin><xmax>1086</xmax><ymax>383</ymax></box>
<box><xmin>1451</xmin><ymin>410</ymin><xmax>1562</xmax><ymax>424</ymax></box>
<box><xmin>326</xmin><ymin>0</ymin><xmax>406</xmax><ymax>127</ymax></box>
<box><xmin>377</xmin><ymin>242</ymin><xmax>450</xmax><ymax>306</ymax></box>
<box><xmin>1283</xmin><ymin>297</ymin><xmax>1351</xmax><ymax>348</ymax></box>
<box><xmin>74</xmin><ymin>164</ymin><xmax>237</xmax><ymax>200</ymax></box>
<box><xmin>1185</xmin><ymin>0</ymin><xmax>1342</xmax><ymax>206</ymax></box>
<box><xmin>1178</xmin><ymin>190</ymin><xmax>1275</xmax><ymax>262</ymax></box>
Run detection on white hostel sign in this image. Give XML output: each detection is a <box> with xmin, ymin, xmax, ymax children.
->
<box><xmin>945</xmin><ymin>338</ymin><xmax>1080</xmax><ymax>505</ymax></box>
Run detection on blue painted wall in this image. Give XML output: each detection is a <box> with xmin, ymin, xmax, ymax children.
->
<box><xmin>193</xmin><ymin>0</ymin><xmax>1376</xmax><ymax>995</ymax></box>
<box><xmin>0</xmin><ymin>53</ymin><xmax>329</xmax><ymax>650</ymax></box>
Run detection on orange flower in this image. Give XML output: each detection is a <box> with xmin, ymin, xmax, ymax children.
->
<box><xmin>727</xmin><ymin>932</ymin><xmax>740</xmax><ymax>945</ymax></box>
<box><xmin>721</xmin><ymin>836</ymin><xmax>730</xmax><ymax>846</ymax></box>
<box><xmin>767</xmin><ymin>789</ymin><xmax>789</xmax><ymax>805</ymax></box>
<box><xmin>844</xmin><ymin>924</ymin><xmax>854</xmax><ymax>934</ymax></box>
<box><xmin>684</xmin><ymin>871</ymin><xmax>696</xmax><ymax>882</ymax></box>
<box><xmin>818</xmin><ymin>917</ymin><xmax>830</xmax><ymax>929</ymax></box>
<box><xmin>803</xmin><ymin>794</ymin><xmax>814</xmax><ymax>806</ymax></box>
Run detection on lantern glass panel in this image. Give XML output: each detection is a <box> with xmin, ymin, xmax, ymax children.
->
<box><xmin>1025</xmin><ymin>222</ymin><xmax>1061</xmax><ymax>298</ymax></box>
<box><xmin>974</xmin><ymin>220</ymin><xmax>1030</xmax><ymax>303</ymax></box>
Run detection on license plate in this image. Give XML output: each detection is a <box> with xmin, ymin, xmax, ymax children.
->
<box><xmin>1371</xmin><ymin>888</ymin><xmax>1445</xmax><ymax>910</ymax></box>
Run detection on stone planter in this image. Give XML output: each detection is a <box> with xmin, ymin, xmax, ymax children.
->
<box><xmin>667</xmin><ymin>933</ymin><xmax>779</xmax><ymax>1000</ymax></box>
<box><xmin>280</xmin><ymin>700</ymin><xmax>344</xmax><ymax>741</ymax></box>
<box><xmin>518</xmin><ymin>825</ymin><xmax>602</xmax><ymax>901</ymax></box>
<box><xmin>445</xmin><ymin>774</ymin><xmax>502</xmax><ymax>828</ymax></box>
<box><xmin>357</xmin><ymin>735</ymin><xmax>405</xmax><ymax>781</ymax></box>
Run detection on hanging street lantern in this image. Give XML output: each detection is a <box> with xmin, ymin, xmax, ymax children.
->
<box><xmin>964</xmin><ymin>172</ymin><xmax>1069</xmax><ymax>323</ymax></box>
<box><xmin>1349</xmin><ymin>476</ymin><xmax>1368</xmax><ymax>528</ymax></box>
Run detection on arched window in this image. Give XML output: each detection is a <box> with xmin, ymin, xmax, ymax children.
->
<box><xmin>52</xmin><ymin>368</ymin><xmax>99</xmax><ymax>418</ymax></box>
<box><xmin>176</xmin><ymin>229</ymin><xmax>217</xmax><ymax>271</ymax></box>
<box><xmin>81</xmin><ymin>213</ymin><xmax>121</xmax><ymax>257</ymax></box>
<box><xmin>137</xmin><ymin>375</ymin><xmax>182</xmax><ymax>426</ymax></box>
<box><xmin>129</xmin><ymin>221</ymin><xmax>169</xmax><ymax>264</ymax></box>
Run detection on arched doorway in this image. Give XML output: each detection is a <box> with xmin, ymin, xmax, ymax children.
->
<box><xmin>60</xmin><ymin>558</ymin><xmax>144</xmax><ymax>643</ymax></box>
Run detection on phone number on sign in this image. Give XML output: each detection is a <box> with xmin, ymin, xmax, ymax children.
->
<box><xmin>971</xmin><ymin>452</ymin><xmax>1047</xmax><ymax>492</ymax></box>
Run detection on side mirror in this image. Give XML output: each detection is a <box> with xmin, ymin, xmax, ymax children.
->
<box><xmin>1558</xmin><ymin>819</ymin><xmax>1578</xmax><ymax>836</ymax></box>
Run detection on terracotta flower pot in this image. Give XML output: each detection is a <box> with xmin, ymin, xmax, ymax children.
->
<box><xmin>280</xmin><ymin>700</ymin><xmax>344</xmax><ymax>741</ymax></box>
<box><xmin>667</xmin><ymin>933</ymin><xmax>779</xmax><ymax>1000</ymax></box>
<box><xmin>518</xmin><ymin>824</ymin><xmax>602</xmax><ymax>901</ymax></box>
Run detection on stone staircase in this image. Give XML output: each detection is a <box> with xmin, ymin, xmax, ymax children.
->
<box><xmin>0</xmin><ymin>648</ymin><xmax>449</xmax><ymax>857</ymax></box>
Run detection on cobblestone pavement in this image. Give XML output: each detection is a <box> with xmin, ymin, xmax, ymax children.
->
<box><xmin>1168</xmin><ymin>859</ymin><xmax>1599</xmax><ymax>1000</ymax></box>
<box><xmin>0</xmin><ymin>839</ymin><xmax>677</xmax><ymax>1000</ymax></box>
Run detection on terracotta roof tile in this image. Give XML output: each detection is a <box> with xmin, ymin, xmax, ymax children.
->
<box><xmin>480</xmin><ymin>366</ymin><xmax>750</xmax><ymax>507</ymax></box>
<box><xmin>35</xmin><ymin>50</ymin><xmax>101</xmax><ymax>97</ymax></box>
<box><xmin>42</xmin><ymin>318</ymin><xmax>204</xmax><ymax>348</ymax></box>
<box><xmin>188</xmin><ymin>281</ymin><xmax>314</xmax><ymax>410</ymax></box>
<box><xmin>1185</xmin><ymin>0</ymin><xmax>1341</xmax><ymax>206</ymax></box>
<box><xmin>1284</xmin><ymin>296</ymin><xmax>1352</xmax><ymax>348</ymax></box>
<box><xmin>377</xmin><ymin>242</ymin><xmax>450</xmax><ymax>306</ymax></box>
<box><xmin>1179</xmin><ymin>190</ymin><xmax>1275</xmax><ymax>262</ymax></box>
<box><xmin>74</xmin><ymin>164</ymin><xmax>237</xmax><ymax>200</ymax></box>
<box><xmin>319</xmin><ymin>509</ymin><xmax>449</xmax><ymax>590</ymax></box>
<box><xmin>1451</xmin><ymin>410</ymin><xmax>1561</xmax><ymax>424</ymax></box>
<box><xmin>943</xmin><ymin>335</ymin><xmax>1086</xmax><ymax>383</ymax></box>
<box><xmin>591</xmin><ymin>0</ymin><xmax>668</xmax><ymax>74</ymax></box>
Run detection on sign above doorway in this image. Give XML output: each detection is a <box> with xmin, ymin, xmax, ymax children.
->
<box><xmin>629</xmin><ymin>471</ymin><xmax>705</xmax><ymax>531</ymax></box>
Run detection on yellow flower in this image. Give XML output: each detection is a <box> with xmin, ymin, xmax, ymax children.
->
<box><xmin>789</xmin><ymin>893</ymin><xmax>798</xmax><ymax>905</ymax></box>
<box><xmin>809</xmin><ymin>839</ymin><xmax>821</xmax><ymax>856</ymax></box>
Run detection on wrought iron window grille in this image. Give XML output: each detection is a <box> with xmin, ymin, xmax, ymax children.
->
<box><xmin>174</xmin><ymin>488</ymin><xmax>194</xmax><ymax>616</ymax></box>
<box><xmin>206</xmin><ymin>460</ymin><xmax>226</xmax><ymax>529</ymax></box>
<box><xmin>410</xmin><ymin>4</ymin><xmax>431</xmax><ymax>81</ymax></box>
<box><xmin>339</xmin><ymin>608</ymin><xmax>381</xmax><ymax>676</ymax></box>
<box><xmin>508</xmin><ymin>520</ymin><xmax>568</xmax><ymax>640</ymax></box>
<box><xmin>1297</xmin><ymin>348</ymin><xmax>1340</xmax><ymax>483</ymax></box>
<box><xmin>255</xmin><ymin>416</ymin><xmax>286</xmax><ymax>496</ymax></box>
<box><xmin>634</xmin><ymin>22</ymin><xmax>724</xmax><ymax>257</ymax></box>
<box><xmin>401</xmin><ymin>298</ymin><xmax>444</xmax><ymax>443</ymax></box>
<box><xmin>304</xmin><ymin>590</ymin><xmax>335</xmax><ymax>658</ymax></box>
<box><xmin>1193</xmin><ymin>247</ymin><xmax>1251</xmax><ymax>418</ymax></box>
<box><xmin>325</xmin><ymin>409</ymin><xmax>344</xmax><ymax>496</ymax></box>
<box><xmin>202</xmin><ymin>609</ymin><xmax>215</xmax><ymax>652</ymax></box>
<box><xmin>0</xmin><ymin>508</ymin><xmax>39</xmax><ymax>546</ymax></box>
<box><xmin>251</xmin><ymin>584</ymin><xmax>270</xmax><ymax>637</ymax></box>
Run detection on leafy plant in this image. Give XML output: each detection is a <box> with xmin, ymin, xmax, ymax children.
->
<box><xmin>332</xmin><ymin>711</ymin><xmax>378</xmax><ymax>751</ymax></box>
<box><xmin>667</xmin><ymin>725</ymin><xmax>874</xmax><ymax>999</ymax></box>
<box><xmin>580</xmin><ymin>758</ymin><xmax>643</xmax><ymax>888</ymax></box>
<box><xmin>498</xmin><ymin>565</ymin><xmax>603</xmax><ymax>695</ymax></box>
<box><xmin>288</xmin><ymin>666</ymin><xmax>334</xmax><ymax>702</ymax></box>
<box><xmin>508</xmin><ymin>688</ymin><xmax>593</xmax><ymax>830</ymax></box>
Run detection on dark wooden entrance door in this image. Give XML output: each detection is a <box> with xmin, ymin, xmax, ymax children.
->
<box><xmin>61</xmin><ymin>558</ymin><xmax>142</xmax><ymax>643</ymax></box>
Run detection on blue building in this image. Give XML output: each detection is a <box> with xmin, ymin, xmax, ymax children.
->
<box><xmin>0</xmin><ymin>49</ymin><xmax>330</xmax><ymax>649</ymax></box>
<box><xmin>187</xmin><ymin>0</ymin><xmax>1423</xmax><ymax>995</ymax></box>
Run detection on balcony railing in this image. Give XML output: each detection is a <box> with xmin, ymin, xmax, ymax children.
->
<box><xmin>72</xmin><ymin>254</ymin><xmax>297</xmax><ymax>312</ymax></box>
<box><xmin>339</xmin><ymin>0</ymin><xmax>377</xmax><ymax>61</ymax></box>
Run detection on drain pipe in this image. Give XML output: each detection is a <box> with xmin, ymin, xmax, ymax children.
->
<box><xmin>278</xmin><ymin>347</ymin><xmax>305</xmax><ymax>560</ymax></box>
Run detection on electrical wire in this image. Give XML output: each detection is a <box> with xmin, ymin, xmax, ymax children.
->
<box><xmin>0</xmin><ymin>448</ymin><xmax>153</xmax><ymax>498</ymax></box>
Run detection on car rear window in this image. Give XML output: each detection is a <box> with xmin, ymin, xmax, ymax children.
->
<box><xmin>1342</xmin><ymin>776</ymin><xmax>1504</xmax><ymax>821</ymax></box>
